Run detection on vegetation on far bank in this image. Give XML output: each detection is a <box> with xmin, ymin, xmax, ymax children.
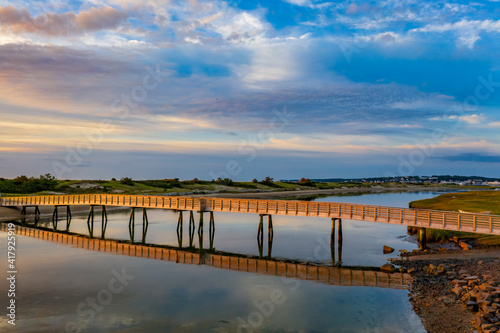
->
<box><xmin>409</xmin><ymin>191</ymin><xmax>500</xmax><ymax>246</ymax></box>
<box><xmin>409</xmin><ymin>191</ymin><xmax>500</xmax><ymax>215</ymax></box>
<box><xmin>0</xmin><ymin>174</ymin><xmax>479</xmax><ymax>197</ymax></box>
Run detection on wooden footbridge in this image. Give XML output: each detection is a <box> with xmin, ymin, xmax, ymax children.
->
<box><xmin>2</xmin><ymin>194</ymin><xmax>499</xmax><ymax>236</ymax></box>
<box><xmin>0</xmin><ymin>223</ymin><xmax>413</xmax><ymax>290</ymax></box>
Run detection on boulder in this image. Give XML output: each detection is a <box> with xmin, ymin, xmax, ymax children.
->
<box><xmin>476</xmin><ymin>313</ymin><xmax>488</xmax><ymax>327</ymax></box>
<box><xmin>383</xmin><ymin>245</ymin><xmax>394</xmax><ymax>254</ymax></box>
<box><xmin>380</xmin><ymin>263</ymin><xmax>396</xmax><ymax>273</ymax></box>
<box><xmin>466</xmin><ymin>301</ymin><xmax>478</xmax><ymax>312</ymax></box>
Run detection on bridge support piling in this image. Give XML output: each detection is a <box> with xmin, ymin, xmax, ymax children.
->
<box><xmin>129</xmin><ymin>208</ymin><xmax>135</xmax><ymax>243</ymax></box>
<box><xmin>189</xmin><ymin>211</ymin><xmax>195</xmax><ymax>248</ymax></box>
<box><xmin>66</xmin><ymin>206</ymin><xmax>72</xmax><ymax>232</ymax></box>
<box><xmin>142</xmin><ymin>208</ymin><xmax>148</xmax><ymax>244</ymax></box>
<box><xmin>258</xmin><ymin>214</ymin><xmax>273</xmax><ymax>258</ymax></box>
<box><xmin>198</xmin><ymin>212</ymin><xmax>204</xmax><ymax>254</ymax></box>
<box><xmin>52</xmin><ymin>206</ymin><xmax>59</xmax><ymax>230</ymax></box>
<box><xmin>269</xmin><ymin>216</ymin><xmax>274</xmax><ymax>258</ymax></box>
<box><xmin>209</xmin><ymin>212</ymin><xmax>215</xmax><ymax>251</ymax></box>
<box><xmin>418</xmin><ymin>228</ymin><xmax>427</xmax><ymax>250</ymax></box>
<box><xmin>338</xmin><ymin>218</ymin><xmax>343</xmax><ymax>265</ymax></box>
<box><xmin>258</xmin><ymin>215</ymin><xmax>264</xmax><ymax>258</ymax></box>
<box><xmin>177</xmin><ymin>211</ymin><xmax>183</xmax><ymax>248</ymax></box>
<box><xmin>331</xmin><ymin>218</ymin><xmax>336</xmax><ymax>266</ymax></box>
<box><xmin>100</xmin><ymin>206</ymin><xmax>108</xmax><ymax>238</ymax></box>
<box><xmin>87</xmin><ymin>206</ymin><xmax>95</xmax><ymax>238</ymax></box>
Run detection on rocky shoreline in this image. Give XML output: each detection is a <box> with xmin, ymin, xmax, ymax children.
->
<box><xmin>392</xmin><ymin>254</ymin><xmax>500</xmax><ymax>333</ymax></box>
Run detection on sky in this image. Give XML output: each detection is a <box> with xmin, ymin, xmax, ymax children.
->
<box><xmin>0</xmin><ymin>0</ymin><xmax>500</xmax><ymax>181</ymax></box>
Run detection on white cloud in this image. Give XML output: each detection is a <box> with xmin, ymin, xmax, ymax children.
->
<box><xmin>439</xmin><ymin>114</ymin><xmax>486</xmax><ymax>124</ymax></box>
<box><xmin>283</xmin><ymin>0</ymin><xmax>313</xmax><ymax>7</ymax></box>
<box><xmin>412</xmin><ymin>19</ymin><xmax>500</xmax><ymax>48</ymax></box>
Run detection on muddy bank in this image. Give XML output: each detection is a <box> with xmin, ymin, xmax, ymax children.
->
<box><xmin>393</xmin><ymin>252</ymin><xmax>500</xmax><ymax>333</ymax></box>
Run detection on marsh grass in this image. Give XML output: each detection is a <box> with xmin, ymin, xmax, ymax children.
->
<box><xmin>409</xmin><ymin>191</ymin><xmax>500</xmax><ymax>245</ymax></box>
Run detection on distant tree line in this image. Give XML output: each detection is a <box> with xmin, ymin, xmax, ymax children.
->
<box><xmin>0</xmin><ymin>174</ymin><xmax>58</xmax><ymax>194</ymax></box>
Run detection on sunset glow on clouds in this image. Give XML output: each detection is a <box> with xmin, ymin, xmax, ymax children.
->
<box><xmin>1</xmin><ymin>0</ymin><xmax>500</xmax><ymax>180</ymax></box>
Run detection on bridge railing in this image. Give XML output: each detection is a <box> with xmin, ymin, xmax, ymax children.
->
<box><xmin>203</xmin><ymin>197</ymin><xmax>500</xmax><ymax>233</ymax></box>
<box><xmin>2</xmin><ymin>194</ymin><xmax>500</xmax><ymax>234</ymax></box>
<box><xmin>0</xmin><ymin>194</ymin><xmax>201</xmax><ymax>211</ymax></box>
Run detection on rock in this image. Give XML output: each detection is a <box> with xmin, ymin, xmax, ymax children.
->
<box><xmin>477</xmin><ymin>292</ymin><xmax>493</xmax><ymax>302</ymax></box>
<box><xmin>483</xmin><ymin>305</ymin><xmax>496</xmax><ymax>314</ymax></box>
<box><xmin>453</xmin><ymin>279</ymin><xmax>468</xmax><ymax>286</ymax></box>
<box><xmin>476</xmin><ymin>313</ymin><xmax>488</xmax><ymax>326</ymax></box>
<box><xmin>380</xmin><ymin>263</ymin><xmax>396</xmax><ymax>273</ymax></box>
<box><xmin>480</xmin><ymin>284</ymin><xmax>496</xmax><ymax>292</ymax></box>
<box><xmin>460</xmin><ymin>241</ymin><xmax>472</xmax><ymax>250</ymax></box>
<box><xmin>453</xmin><ymin>286</ymin><xmax>464</xmax><ymax>296</ymax></box>
<box><xmin>383</xmin><ymin>245</ymin><xmax>394</xmax><ymax>254</ymax></box>
<box><xmin>465</xmin><ymin>276</ymin><xmax>479</xmax><ymax>281</ymax></box>
<box><xmin>477</xmin><ymin>300</ymin><xmax>492</xmax><ymax>309</ymax></box>
<box><xmin>467</xmin><ymin>301</ymin><xmax>478</xmax><ymax>312</ymax></box>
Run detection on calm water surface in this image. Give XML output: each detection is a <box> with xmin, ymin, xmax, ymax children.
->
<box><xmin>0</xmin><ymin>191</ymin><xmax>445</xmax><ymax>332</ymax></box>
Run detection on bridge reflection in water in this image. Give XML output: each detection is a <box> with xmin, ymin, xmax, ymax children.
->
<box><xmin>3</xmin><ymin>219</ymin><xmax>412</xmax><ymax>291</ymax></box>
<box><xmin>20</xmin><ymin>208</ymin><xmax>345</xmax><ymax>264</ymax></box>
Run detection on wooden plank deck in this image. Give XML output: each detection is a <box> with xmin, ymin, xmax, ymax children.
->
<box><xmin>1</xmin><ymin>194</ymin><xmax>499</xmax><ymax>235</ymax></box>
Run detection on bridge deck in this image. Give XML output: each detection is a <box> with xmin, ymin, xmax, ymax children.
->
<box><xmin>2</xmin><ymin>194</ymin><xmax>499</xmax><ymax>235</ymax></box>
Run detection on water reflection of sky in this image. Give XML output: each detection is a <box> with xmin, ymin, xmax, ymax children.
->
<box><xmin>0</xmin><ymin>192</ymin><xmax>437</xmax><ymax>332</ymax></box>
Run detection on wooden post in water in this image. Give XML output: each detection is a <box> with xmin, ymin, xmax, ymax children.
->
<box><xmin>101</xmin><ymin>206</ymin><xmax>108</xmax><ymax>238</ymax></box>
<box><xmin>258</xmin><ymin>215</ymin><xmax>264</xmax><ymax>258</ymax></box>
<box><xmin>189</xmin><ymin>211</ymin><xmax>195</xmax><ymax>248</ymax></box>
<box><xmin>198</xmin><ymin>212</ymin><xmax>204</xmax><ymax>254</ymax></box>
<box><xmin>331</xmin><ymin>218</ymin><xmax>336</xmax><ymax>266</ymax></box>
<box><xmin>177</xmin><ymin>211</ymin><xmax>183</xmax><ymax>248</ymax></box>
<box><xmin>338</xmin><ymin>218</ymin><xmax>343</xmax><ymax>265</ymax></box>
<box><xmin>129</xmin><ymin>208</ymin><xmax>135</xmax><ymax>243</ymax></box>
<box><xmin>142</xmin><ymin>208</ymin><xmax>148</xmax><ymax>244</ymax></box>
<box><xmin>87</xmin><ymin>206</ymin><xmax>95</xmax><ymax>238</ymax></box>
<box><xmin>66</xmin><ymin>206</ymin><xmax>72</xmax><ymax>231</ymax></box>
<box><xmin>418</xmin><ymin>228</ymin><xmax>427</xmax><ymax>250</ymax></box>
<box><xmin>52</xmin><ymin>206</ymin><xmax>59</xmax><ymax>230</ymax></box>
<box><xmin>209</xmin><ymin>212</ymin><xmax>215</xmax><ymax>251</ymax></box>
<box><xmin>267</xmin><ymin>215</ymin><xmax>273</xmax><ymax>258</ymax></box>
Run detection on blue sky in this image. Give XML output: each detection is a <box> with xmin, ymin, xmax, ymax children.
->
<box><xmin>0</xmin><ymin>0</ymin><xmax>500</xmax><ymax>180</ymax></box>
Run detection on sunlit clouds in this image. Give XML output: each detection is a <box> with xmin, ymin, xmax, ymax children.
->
<box><xmin>1</xmin><ymin>0</ymin><xmax>500</xmax><ymax>179</ymax></box>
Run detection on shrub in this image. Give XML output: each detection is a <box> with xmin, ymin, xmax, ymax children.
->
<box><xmin>120</xmin><ymin>177</ymin><xmax>134</xmax><ymax>186</ymax></box>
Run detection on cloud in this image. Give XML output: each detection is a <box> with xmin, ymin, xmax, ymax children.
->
<box><xmin>436</xmin><ymin>153</ymin><xmax>500</xmax><ymax>163</ymax></box>
<box><xmin>412</xmin><ymin>19</ymin><xmax>500</xmax><ymax>48</ymax></box>
<box><xmin>438</xmin><ymin>114</ymin><xmax>486</xmax><ymax>124</ymax></box>
<box><xmin>0</xmin><ymin>5</ymin><xmax>129</xmax><ymax>36</ymax></box>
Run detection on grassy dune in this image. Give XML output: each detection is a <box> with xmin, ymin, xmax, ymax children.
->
<box><xmin>409</xmin><ymin>190</ymin><xmax>500</xmax><ymax>245</ymax></box>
